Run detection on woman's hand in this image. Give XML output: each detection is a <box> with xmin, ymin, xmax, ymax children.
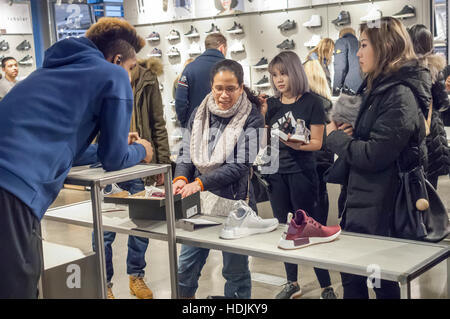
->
<box><xmin>326</xmin><ymin>121</ymin><xmax>338</xmax><ymax>136</ymax></box>
<box><xmin>338</xmin><ymin>123</ymin><xmax>354</xmax><ymax>136</ymax></box>
<box><xmin>280</xmin><ymin>136</ymin><xmax>306</xmax><ymax>150</ymax></box>
<box><xmin>258</xmin><ymin>94</ymin><xmax>269</xmax><ymax>117</ymax></box>
<box><xmin>173</xmin><ymin>179</ymin><xmax>187</xmax><ymax>195</ymax></box>
<box><xmin>180</xmin><ymin>180</ymin><xmax>201</xmax><ymax>198</ymax></box>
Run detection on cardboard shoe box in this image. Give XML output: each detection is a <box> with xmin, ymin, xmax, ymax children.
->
<box><xmin>104</xmin><ymin>191</ymin><xmax>200</xmax><ymax>220</ymax></box>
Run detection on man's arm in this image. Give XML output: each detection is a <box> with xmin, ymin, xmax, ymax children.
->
<box><xmin>148</xmin><ymin>79</ymin><xmax>171</xmax><ymax>164</ymax></box>
<box><xmin>175</xmin><ymin>71</ymin><xmax>191</xmax><ymax>127</ymax></box>
<box><xmin>97</xmin><ymin>98</ymin><xmax>147</xmax><ymax>171</ymax></box>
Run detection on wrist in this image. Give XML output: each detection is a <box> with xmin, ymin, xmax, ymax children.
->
<box><xmin>195</xmin><ymin>178</ymin><xmax>204</xmax><ymax>191</ymax></box>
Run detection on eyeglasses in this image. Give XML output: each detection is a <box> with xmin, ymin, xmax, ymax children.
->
<box><xmin>212</xmin><ymin>85</ymin><xmax>240</xmax><ymax>95</ymax></box>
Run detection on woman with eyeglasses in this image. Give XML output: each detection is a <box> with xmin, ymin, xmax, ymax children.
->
<box><xmin>172</xmin><ymin>59</ymin><xmax>264</xmax><ymax>299</ymax></box>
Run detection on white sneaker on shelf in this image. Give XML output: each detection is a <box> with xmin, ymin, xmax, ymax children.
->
<box><xmin>188</xmin><ymin>43</ymin><xmax>202</xmax><ymax>56</ymax></box>
<box><xmin>167</xmin><ymin>47</ymin><xmax>180</xmax><ymax>57</ymax></box>
<box><xmin>230</xmin><ymin>41</ymin><xmax>245</xmax><ymax>53</ymax></box>
<box><xmin>303</xmin><ymin>15</ymin><xmax>322</xmax><ymax>28</ymax></box>
<box><xmin>360</xmin><ymin>7</ymin><xmax>382</xmax><ymax>22</ymax></box>
<box><xmin>304</xmin><ymin>35</ymin><xmax>321</xmax><ymax>48</ymax></box>
<box><xmin>220</xmin><ymin>204</ymin><xmax>279</xmax><ymax>239</ymax></box>
<box><xmin>166</xmin><ymin>30</ymin><xmax>180</xmax><ymax>41</ymax></box>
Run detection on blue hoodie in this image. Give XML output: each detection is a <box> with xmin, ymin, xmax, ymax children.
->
<box><xmin>0</xmin><ymin>37</ymin><xmax>146</xmax><ymax>220</ymax></box>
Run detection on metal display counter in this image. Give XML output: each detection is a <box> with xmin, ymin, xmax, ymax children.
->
<box><xmin>45</xmin><ymin>201</ymin><xmax>450</xmax><ymax>299</ymax></box>
<box><xmin>52</xmin><ymin>164</ymin><xmax>176</xmax><ymax>299</ymax></box>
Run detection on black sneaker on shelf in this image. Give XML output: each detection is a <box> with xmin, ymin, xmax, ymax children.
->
<box><xmin>227</xmin><ymin>21</ymin><xmax>243</xmax><ymax>34</ymax></box>
<box><xmin>0</xmin><ymin>40</ymin><xmax>9</xmax><ymax>51</ymax></box>
<box><xmin>18</xmin><ymin>54</ymin><xmax>33</xmax><ymax>65</ymax></box>
<box><xmin>278</xmin><ymin>19</ymin><xmax>296</xmax><ymax>31</ymax></box>
<box><xmin>253</xmin><ymin>57</ymin><xmax>268</xmax><ymax>69</ymax></box>
<box><xmin>276</xmin><ymin>39</ymin><xmax>295</xmax><ymax>50</ymax></box>
<box><xmin>205</xmin><ymin>23</ymin><xmax>220</xmax><ymax>34</ymax></box>
<box><xmin>254</xmin><ymin>75</ymin><xmax>270</xmax><ymax>88</ymax></box>
<box><xmin>332</xmin><ymin>11</ymin><xmax>351</xmax><ymax>26</ymax></box>
<box><xmin>392</xmin><ymin>5</ymin><xmax>416</xmax><ymax>19</ymax></box>
<box><xmin>16</xmin><ymin>40</ymin><xmax>31</xmax><ymax>51</ymax></box>
<box><xmin>185</xmin><ymin>26</ymin><xmax>199</xmax><ymax>38</ymax></box>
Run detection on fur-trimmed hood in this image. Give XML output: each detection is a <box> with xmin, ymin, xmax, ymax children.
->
<box><xmin>131</xmin><ymin>57</ymin><xmax>163</xmax><ymax>94</ymax></box>
<box><xmin>419</xmin><ymin>53</ymin><xmax>446</xmax><ymax>84</ymax></box>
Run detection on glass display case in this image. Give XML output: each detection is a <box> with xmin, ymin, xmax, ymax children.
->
<box><xmin>432</xmin><ymin>0</ymin><xmax>448</xmax><ymax>61</ymax></box>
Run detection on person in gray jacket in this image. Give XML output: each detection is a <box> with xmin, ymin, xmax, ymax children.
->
<box><xmin>333</xmin><ymin>28</ymin><xmax>363</xmax><ymax>96</ymax></box>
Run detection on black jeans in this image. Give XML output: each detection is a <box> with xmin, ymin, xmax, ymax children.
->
<box><xmin>266</xmin><ymin>171</ymin><xmax>331</xmax><ymax>288</ymax></box>
<box><xmin>0</xmin><ymin>188</ymin><xmax>41</xmax><ymax>298</ymax></box>
<box><xmin>340</xmin><ymin>273</ymin><xmax>400</xmax><ymax>299</ymax></box>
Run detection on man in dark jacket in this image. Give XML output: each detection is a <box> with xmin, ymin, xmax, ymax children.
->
<box><xmin>0</xmin><ymin>18</ymin><xmax>153</xmax><ymax>299</ymax></box>
<box><xmin>333</xmin><ymin>28</ymin><xmax>363</xmax><ymax>96</ymax></box>
<box><xmin>175</xmin><ymin>33</ymin><xmax>227</xmax><ymax>127</ymax></box>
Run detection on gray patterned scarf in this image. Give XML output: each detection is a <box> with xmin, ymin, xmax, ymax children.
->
<box><xmin>191</xmin><ymin>91</ymin><xmax>252</xmax><ymax>174</ymax></box>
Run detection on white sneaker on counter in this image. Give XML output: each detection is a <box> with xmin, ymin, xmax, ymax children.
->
<box><xmin>220</xmin><ymin>205</ymin><xmax>279</xmax><ymax>239</ymax></box>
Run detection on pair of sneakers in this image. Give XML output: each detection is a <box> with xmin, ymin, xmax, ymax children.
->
<box><xmin>276</xmin><ymin>282</ymin><xmax>337</xmax><ymax>299</ymax></box>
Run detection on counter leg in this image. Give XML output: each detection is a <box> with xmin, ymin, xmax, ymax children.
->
<box><xmin>91</xmin><ymin>182</ymin><xmax>108</xmax><ymax>299</ymax></box>
<box><xmin>400</xmin><ymin>280</ymin><xmax>411</xmax><ymax>299</ymax></box>
<box><xmin>164</xmin><ymin>166</ymin><xmax>179</xmax><ymax>298</ymax></box>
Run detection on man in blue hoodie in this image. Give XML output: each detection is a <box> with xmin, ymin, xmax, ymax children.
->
<box><xmin>0</xmin><ymin>18</ymin><xmax>153</xmax><ymax>298</ymax></box>
<box><xmin>175</xmin><ymin>33</ymin><xmax>227</xmax><ymax>127</ymax></box>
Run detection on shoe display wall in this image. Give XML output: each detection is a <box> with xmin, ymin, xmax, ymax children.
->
<box><xmin>0</xmin><ymin>34</ymin><xmax>35</xmax><ymax>77</ymax></box>
<box><xmin>132</xmin><ymin>0</ymin><xmax>427</xmax><ymax>156</ymax></box>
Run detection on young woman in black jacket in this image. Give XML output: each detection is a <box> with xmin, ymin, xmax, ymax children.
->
<box><xmin>326</xmin><ymin>17</ymin><xmax>432</xmax><ymax>299</ymax></box>
<box><xmin>408</xmin><ymin>24</ymin><xmax>450</xmax><ymax>189</ymax></box>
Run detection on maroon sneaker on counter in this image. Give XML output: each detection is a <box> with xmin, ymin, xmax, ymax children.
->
<box><xmin>278</xmin><ymin>209</ymin><xmax>341</xmax><ymax>250</ymax></box>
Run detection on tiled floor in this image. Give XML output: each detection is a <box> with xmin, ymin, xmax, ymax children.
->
<box><xmin>42</xmin><ymin>177</ymin><xmax>450</xmax><ymax>299</ymax></box>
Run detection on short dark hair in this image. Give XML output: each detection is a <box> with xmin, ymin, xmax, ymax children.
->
<box><xmin>103</xmin><ymin>39</ymin><xmax>135</xmax><ymax>61</ymax></box>
<box><xmin>85</xmin><ymin>17</ymin><xmax>145</xmax><ymax>59</ymax></box>
<box><xmin>205</xmin><ymin>33</ymin><xmax>227</xmax><ymax>50</ymax></box>
<box><xmin>215</xmin><ymin>0</ymin><xmax>238</xmax><ymax>10</ymax></box>
<box><xmin>1</xmin><ymin>57</ymin><xmax>16</xmax><ymax>68</ymax></box>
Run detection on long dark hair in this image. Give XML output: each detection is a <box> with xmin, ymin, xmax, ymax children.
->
<box><xmin>210</xmin><ymin>59</ymin><xmax>261</xmax><ymax>108</ymax></box>
<box><xmin>407</xmin><ymin>24</ymin><xmax>433</xmax><ymax>55</ymax></box>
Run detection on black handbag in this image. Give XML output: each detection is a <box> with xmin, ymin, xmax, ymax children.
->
<box><xmin>393</xmin><ymin>162</ymin><xmax>450</xmax><ymax>242</ymax></box>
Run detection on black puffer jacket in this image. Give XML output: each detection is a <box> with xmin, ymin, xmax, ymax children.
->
<box><xmin>423</xmin><ymin>55</ymin><xmax>450</xmax><ymax>180</ymax></box>
<box><xmin>175</xmin><ymin>102</ymin><xmax>264</xmax><ymax>206</ymax></box>
<box><xmin>327</xmin><ymin>61</ymin><xmax>431</xmax><ymax>236</ymax></box>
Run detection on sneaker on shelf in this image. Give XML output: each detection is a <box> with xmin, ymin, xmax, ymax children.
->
<box><xmin>275</xmin><ymin>281</ymin><xmax>302</xmax><ymax>299</ymax></box>
<box><xmin>18</xmin><ymin>55</ymin><xmax>33</xmax><ymax>65</ymax></box>
<box><xmin>166</xmin><ymin>29</ymin><xmax>180</xmax><ymax>41</ymax></box>
<box><xmin>276</xmin><ymin>39</ymin><xmax>295</xmax><ymax>50</ymax></box>
<box><xmin>159</xmin><ymin>83</ymin><xmax>164</xmax><ymax>91</ymax></box>
<box><xmin>392</xmin><ymin>5</ymin><xmax>416</xmax><ymax>19</ymax></box>
<box><xmin>146</xmin><ymin>31</ymin><xmax>160</xmax><ymax>41</ymax></box>
<box><xmin>332</xmin><ymin>11</ymin><xmax>351</xmax><ymax>26</ymax></box>
<box><xmin>149</xmin><ymin>48</ymin><xmax>162</xmax><ymax>57</ymax></box>
<box><xmin>169</xmin><ymin>100</ymin><xmax>176</xmax><ymax>106</ymax></box>
<box><xmin>253</xmin><ymin>57</ymin><xmax>268</xmax><ymax>69</ymax></box>
<box><xmin>185</xmin><ymin>25</ymin><xmax>200</xmax><ymax>38</ymax></box>
<box><xmin>0</xmin><ymin>55</ymin><xmax>5</xmax><ymax>62</ymax></box>
<box><xmin>167</xmin><ymin>46</ymin><xmax>180</xmax><ymax>57</ymax></box>
<box><xmin>227</xmin><ymin>21</ymin><xmax>244</xmax><ymax>34</ymax></box>
<box><xmin>304</xmin><ymin>35</ymin><xmax>321</xmax><ymax>48</ymax></box>
<box><xmin>303</xmin><ymin>15</ymin><xmax>322</xmax><ymax>28</ymax></box>
<box><xmin>0</xmin><ymin>40</ymin><xmax>9</xmax><ymax>51</ymax></box>
<box><xmin>103</xmin><ymin>183</ymin><xmax>125</xmax><ymax>196</ymax></box>
<box><xmin>320</xmin><ymin>287</ymin><xmax>337</xmax><ymax>299</ymax></box>
<box><xmin>220</xmin><ymin>204</ymin><xmax>279</xmax><ymax>239</ymax></box>
<box><xmin>254</xmin><ymin>75</ymin><xmax>270</xmax><ymax>88</ymax></box>
<box><xmin>360</xmin><ymin>7</ymin><xmax>382</xmax><ymax>22</ymax></box>
<box><xmin>278</xmin><ymin>209</ymin><xmax>341</xmax><ymax>250</ymax></box>
<box><xmin>230</xmin><ymin>41</ymin><xmax>245</xmax><ymax>53</ymax></box>
<box><xmin>16</xmin><ymin>40</ymin><xmax>31</xmax><ymax>51</ymax></box>
<box><xmin>188</xmin><ymin>43</ymin><xmax>202</xmax><ymax>56</ymax></box>
<box><xmin>278</xmin><ymin>19</ymin><xmax>296</xmax><ymax>31</ymax></box>
<box><xmin>205</xmin><ymin>23</ymin><xmax>220</xmax><ymax>34</ymax></box>
<box><xmin>129</xmin><ymin>276</ymin><xmax>153</xmax><ymax>299</ymax></box>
